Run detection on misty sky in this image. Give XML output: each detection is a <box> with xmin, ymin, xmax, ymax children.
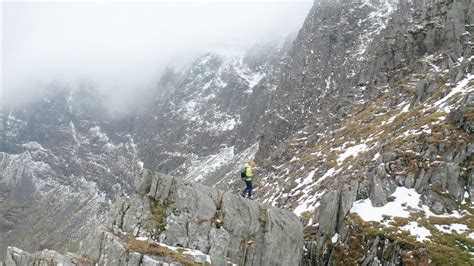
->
<box><xmin>2</xmin><ymin>0</ymin><xmax>312</xmax><ymax>111</ymax></box>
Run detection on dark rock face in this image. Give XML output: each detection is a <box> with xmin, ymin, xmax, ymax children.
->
<box><xmin>448</xmin><ymin>92</ymin><xmax>474</xmax><ymax>133</ymax></box>
<box><xmin>256</xmin><ymin>0</ymin><xmax>396</xmax><ymax>159</ymax></box>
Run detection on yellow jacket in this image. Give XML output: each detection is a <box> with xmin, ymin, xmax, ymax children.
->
<box><xmin>244</xmin><ymin>163</ymin><xmax>253</xmax><ymax>181</ymax></box>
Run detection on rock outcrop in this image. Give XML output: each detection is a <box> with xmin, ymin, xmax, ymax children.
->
<box><xmin>108</xmin><ymin>170</ymin><xmax>304</xmax><ymax>266</ymax></box>
<box><xmin>4</xmin><ymin>247</ymin><xmax>93</xmax><ymax>266</ymax></box>
<box><xmin>3</xmin><ymin>170</ymin><xmax>304</xmax><ymax>266</ymax></box>
<box><xmin>4</xmin><ymin>235</ymin><xmax>214</xmax><ymax>266</ymax></box>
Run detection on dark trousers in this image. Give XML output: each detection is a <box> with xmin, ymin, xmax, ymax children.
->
<box><xmin>243</xmin><ymin>180</ymin><xmax>252</xmax><ymax>198</ymax></box>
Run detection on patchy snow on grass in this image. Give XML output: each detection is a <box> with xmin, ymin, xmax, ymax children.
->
<box><xmin>185</xmin><ymin>146</ymin><xmax>235</xmax><ymax>182</ymax></box>
<box><xmin>337</xmin><ymin>144</ymin><xmax>368</xmax><ymax>164</ymax></box>
<box><xmin>319</xmin><ymin>168</ymin><xmax>336</xmax><ymax>181</ymax></box>
<box><xmin>351</xmin><ymin>186</ymin><xmax>463</xmax><ymax>223</ymax></box>
<box><xmin>434</xmin><ymin>74</ymin><xmax>474</xmax><ymax>112</ymax></box>
<box><xmin>290</xmin><ymin>156</ymin><xmax>300</xmax><ymax>162</ymax></box>
<box><xmin>469</xmin><ymin>232</ymin><xmax>474</xmax><ymax>240</ymax></box>
<box><xmin>152</xmin><ymin>242</ymin><xmax>212</xmax><ymax>264</ymax></box>
<box><xmin>293</xmin><ymin>189</ymin><xmax>324</xmax><ymax>216</ymax></box>
<box><xmin>372</xmin><ymin>152</ymin><xmax>380</xmax><ymax>161</ymax></box>
<box><xmin>435</xmin><ymin>223</ymin><xmax>469</xmax><ymax>234</ymax></box>
<box><xmin>401</xmin><ymin>103</ymin><xmax>410</xmax><ymax>113</ymax></box>
<box><xmin>351</xmin><ymin>187</ymin><xmax>420</xmax><ymax>222</ymax></box>
<box><xmin>401</xmin><ymin>222</ymin><xmax>431</xmax><ymax>242</ymax></box>
<box><xmin>293</xmin><ymin>201</ymin><xmax>313</xmax><ymax>216</ymax></box>
<box><xmin>294</xmin><ymin>170</ymin><xmax>316</xmax><ymax>191</ymax></box>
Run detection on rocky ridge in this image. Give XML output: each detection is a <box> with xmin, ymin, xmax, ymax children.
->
<box><xmin>179</xmin><ymin>0</ymin><xmax>474</xmax><ymax>264</ymax></box>
<box><xmin>238</xmin><ymin>0</ymin><xmax>473</xmax><ymax>264</ymax></box>
<box><xmin>2</xmin><ymin>170</ymin><xmax>303</xmax><ymax>266</ymax></box>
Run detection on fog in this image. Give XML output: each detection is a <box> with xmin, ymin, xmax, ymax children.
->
<box><xmin>2</xmin><ymin>0</ymin><xmax>312</xmax><ymax>114</ymax></box>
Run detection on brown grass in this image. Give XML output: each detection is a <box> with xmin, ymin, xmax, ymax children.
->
<box><xmin>123</xmin><ymin>235</ymin><xmax>211</xmax><ymax>266</ymax></box>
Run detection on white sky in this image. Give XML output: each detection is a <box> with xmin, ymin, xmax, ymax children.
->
<box><xmin>2</xmin><ymin>0</ymin><xmax>312</xmax><ymax>111</ymax></box>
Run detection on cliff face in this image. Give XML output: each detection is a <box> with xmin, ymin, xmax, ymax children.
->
<box><xmin>256</xmin><ymin>0</ymin><xmax>397</xmax><ymax>159</ymax></box>
<box><xmin>242</xmin><ymin>0</ymin><xmax>473</xmax><ymax>264</ymax></box>
<box><xmin>181</xmin><ymin>0</ymin><xmax>473</xmax><ymax>264</ymax></box>
<box><xmin>3</xmin><ymin>170</ymin><xmax>304</xmax><ymax>266</ymax></box>
<box><xmin>133</xmin><ymin>40</ymin><xmax>292</xmax><ymax>178</ymax></box>
<box><xmin>0</xmin><ymin>87</ymin><xmax>142</xmax><ymax>259</ymax></box>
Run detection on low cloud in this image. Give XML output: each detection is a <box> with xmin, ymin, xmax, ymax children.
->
<box><xmin>2</xmin><ymin>1</ymin><xmax>312</xmax><ymax>113</ymax></box>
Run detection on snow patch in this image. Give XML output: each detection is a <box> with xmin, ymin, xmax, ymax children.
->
<box><xmin>401</xmin><ymin>222</ymin><xmax>431</xmax><ymax>242</ymax></box>
<box><xmin>435</xmin><ymin>223</ymin><xmax>468</xmax><ymax>234</ymax></box>
<box><xmin>337</xmin><ymin>144</ymin><xmax>368</xmax><ymax>164</ymax></box>
<box><xmin>293</xmin><ymin>170</ymin><xmax>316</xmax><ymax>191</ymax></box>
<box><xmin>185</xmin><ymin>146</ymin><xmax>235</xmax><ymax>182</ymax></box>
<box><xmin>434</xmin><ymin>74</ymin><xmax>474</xmax><ymax>112</ymax></box>
<box><xmin>351</xmin><ymin>187</ymin><xmax>463</xmax><ymax>223</ymax></box>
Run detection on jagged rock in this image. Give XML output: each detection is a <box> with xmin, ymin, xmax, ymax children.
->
<box><xmin>5</xmin><ymin>169</ymin><xmax>302</xmax><ymax>266</ymax></box>
<box><xmin>337</xmin><ymin>180</ymin><xmax>359</xmax><ymax>231</ymax></box>
<box><xmin>110</xmin><ymin>194</ymin><xmax>155</xmax><ymax>237</ymax></box>
<box><xmin>446</xmin><ymin>163</ymin><xmax>464</xmax><ymax>199</ymax></box>
<box><xmin>208</xmin><ymin>228</ymin><xmax>230</xmax><ymax>266</ymax></box>
<box><xmin>421</xmin><ymin>190</ymin><xmax>458</xmax><ymax>214</ymax></box>
<box><xmin>448</xmin><ymin>92</ymin><xmax>474</xmax><ymax>133</ymax></box>
<box><xmin>381</xmin><ymin>151</ymin><xmax>398</xmax><ymax>163</ymax></box>
<box><xmin>405</xmin><ymin>172</ymin><xmax>416</xmax><ymax>188</ymax></box>
<box><xmin>2</xmin><ymin>0</ymin><xmax>473</xmax><ymax>265</ymax></box>
<box><xmin>468</xmin><ymin>169</ymin><xmax>474</xmax><ymax>200</ymax></box>
<box><xmin>4</xmin><ymin>246</ymin><xmax>91</xmax><ymax>266</ymax></box>
<box><xmin>112</xmin><ymin>170</ymin><xmax>304</xmax><ymax>266</ymax></box>
<box><xmin>4</xmin><ymin>232</ymin><xmax>213</xmax><ymax>266</ymax></box>
<box><xmin>370</xmin><ymin>175</ymin><xmax>388</xmax><ymax>207</ymax></box>
<box><xmin>361</xmin><ymin>236</ymin><xmax>380</xmax><ymax>266</ymax></box>
<box><xmin>314</xmin><ymin>190</ymin><xmax>340</xmax><ymax>236</ymax></box>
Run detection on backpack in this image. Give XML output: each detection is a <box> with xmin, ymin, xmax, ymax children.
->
<box><xmin>240</xmin><ymin>166</ymin><xmax>247</xmax><ymax>178</ymax></box>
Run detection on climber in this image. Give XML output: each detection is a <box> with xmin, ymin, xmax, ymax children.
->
<box><xmin>241</xmin><ymin>161</ymin><xmax>256</xmax><ymax>199</ymax></box>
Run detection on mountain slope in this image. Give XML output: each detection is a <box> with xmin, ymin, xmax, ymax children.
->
<box><xmin>1</xmin><ymin>0</ymin><xmax>473</xmax><ymax>264</ymax></box>
<box><xmin>0</xmin><ymin>85</ymin><xmax>142</xmax><ymax>258</ymax></box>
<box><xmin>133</xmin><ymin>40</ymin><xmax>293</xmax><ymax>180</ymax></box>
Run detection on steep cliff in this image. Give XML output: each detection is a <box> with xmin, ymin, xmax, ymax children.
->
<box><xmin>133</xmin><ymin>40</ymin><xmax>292</xmax><ymax>178</ymax></box>
<box><xmin>3</xmin><ymin>170</ymin><xmax>304</xmax><ymax>266</ymax></box>
<box><xmin>240</xmin><ymin>0</ymin><xmax>473</xmax><ymax>264</ymax></box>
<box><xmin>0</xmin><ymin>86</ymin><xmax>142</xmax><ymax>259</ymax></box>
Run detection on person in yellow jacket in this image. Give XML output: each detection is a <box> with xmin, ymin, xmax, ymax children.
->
<box><xmin>241</xmin><ymin>161</ymin><xmax>256</xmax><ymax>199</ymax></box>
